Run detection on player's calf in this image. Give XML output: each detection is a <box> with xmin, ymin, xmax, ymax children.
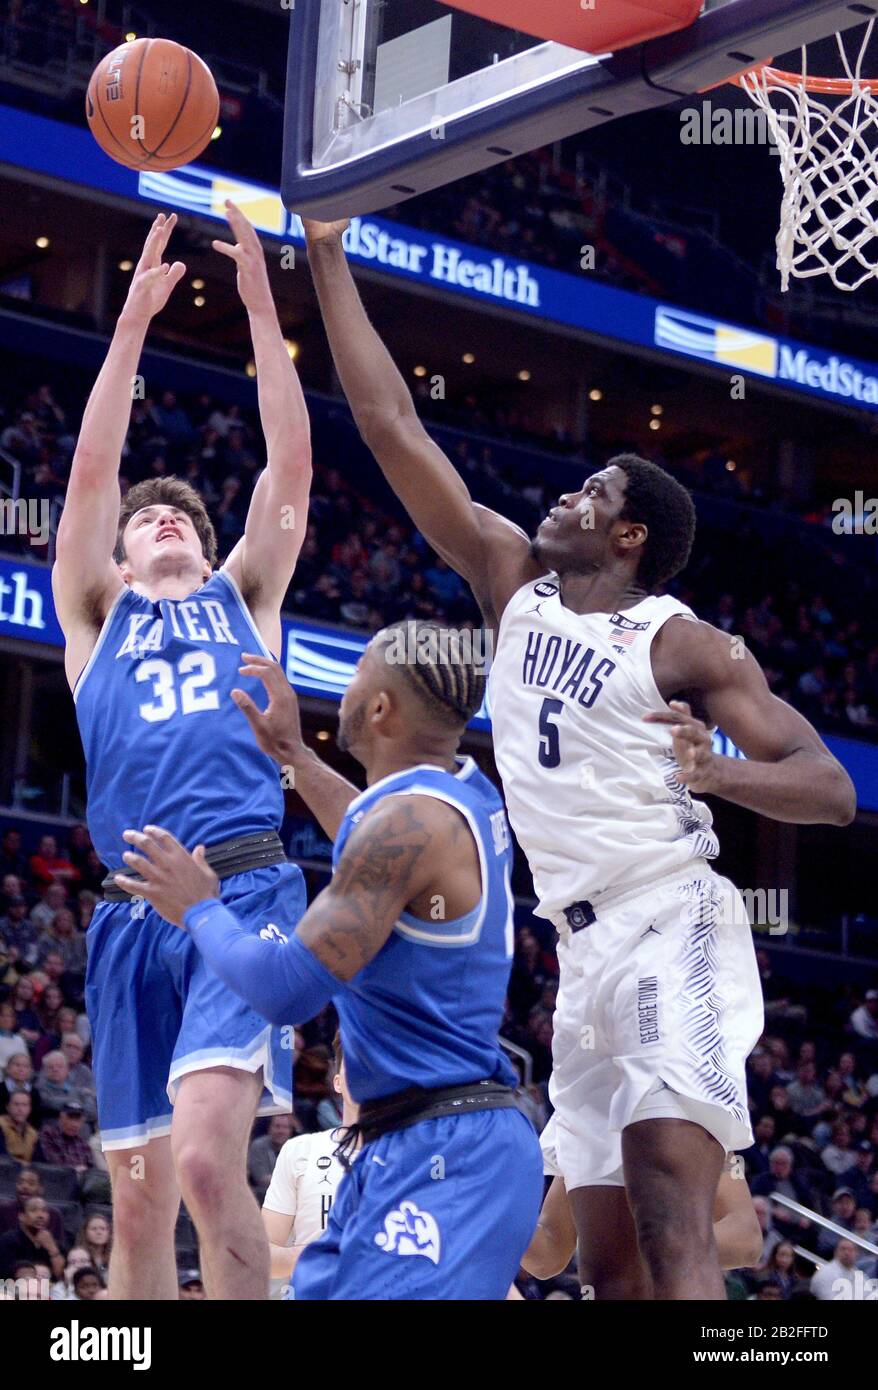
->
<box><xmin>623</xmin><ymin>1117</ymin><xmax>725</xmax><ymax>1300</ymax></box>
<box><xmin>570</xmin><ymin>1187</ymin><xmax>652</xmax><ymax>1300</ymax></box>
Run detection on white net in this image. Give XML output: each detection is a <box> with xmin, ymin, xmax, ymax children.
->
<box><xmin>740</xmin><ymin>20</ymin><xmax>878</xmax><ymax>292</ymax></box>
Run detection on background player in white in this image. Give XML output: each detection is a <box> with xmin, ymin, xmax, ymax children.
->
<box><xmin>301</xmin><ymin>215</ymin><xmax>856</xmax><ymax>1300</ymax></box>
<box><xmin>52</xmin><ymin>207</ymin><xmax>312</xmax><ymax>1299</ymax></box>
<box><xmin>262</xmin><ymin>1031</ymin><xmax>359</xmax><ymax>1293</ymax></box>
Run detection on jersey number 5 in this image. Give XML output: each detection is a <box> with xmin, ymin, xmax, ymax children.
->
<box><xmin>136</xmin><ymin>652</ymin><xmax>220</xmax><ymax>723</ymax></box>
<box><xmin>537</xmin><ymin>697</ymin><xmax>563</xmax><ymax>768</ymax></box>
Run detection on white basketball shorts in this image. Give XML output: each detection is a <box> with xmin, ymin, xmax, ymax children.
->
<box><xmin>544</xmin><ymin>863</ymin><xmax>764</xmax><ymax>1190</ymax></box>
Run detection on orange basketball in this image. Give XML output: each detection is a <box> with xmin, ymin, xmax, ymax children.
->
<box><xmin>86</xmin><ymin>38</ymin><xmax>219</xmax><ymax>172</ymax></box>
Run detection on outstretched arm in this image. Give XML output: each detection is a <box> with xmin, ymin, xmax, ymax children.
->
<box><xmin>303</xmin><ymin>220</ymin><xmax>539</xmax><ymax>629</ymax></box>
<box><xmin>217</xmin><ymin>202</ymin><xmax>312</xmax><ymax>653</ymax></box>
<box><xmin>53</xmin><ymin>215</ymin><xmax>186</xmax><ymax>662</ymax></box>
<box><xmin>647</xmin><ymin>619</ymin><xmax>856</xmax><ymax>826</ymax></box>
<box><xmin>116</xmin><ymin>796</ymin><xmax>440</xmax><ymax>1024</ymax></box>
<box><xmin>521</xmin><ymin>1178</ymin><xmax>577</xmax><ymax>1280</ymax></box>
<box><xmin>713</xmin><ymin>1169</ymin><xmax>763</xmax><ymax>1270</ymax></box>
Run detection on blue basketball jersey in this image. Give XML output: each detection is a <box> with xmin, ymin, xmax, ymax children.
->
<box><xmin>330</xmin><ymin>757</ymin><xmax>518</xmax><ymax>1102</ymax></box>
<box><xmin>74</xmin><ymin>568</ymin><xmax>284</xmax><ymax>870</ymax></box>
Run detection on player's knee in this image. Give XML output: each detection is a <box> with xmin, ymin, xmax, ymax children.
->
<box><xmin>634</xmin><ymin>1202</ymin><xmax>712</xmax><ymax>1274</ymax></box>
<box><xmin>174</xmin><ymin>1141</ymin><xmax>226</xmax><ymax>1212</ymax></box>
<box><xmin>110</xmin><ymin>1175</ymin><xmax>177</xmax><ymax>1248</ymax></box>
<box><xmin>579</xmin><ymin>1262</ymin><xmax>649</xmax><ymax>1300</ymax></box>
<box><xmin>578</xmin><ymin>1241</ymin><xmax>651</xmax><ymax>1300</ymax></box>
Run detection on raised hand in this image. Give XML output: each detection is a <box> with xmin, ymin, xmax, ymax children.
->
<box><xmin>122</xmin><ymin>213</ymin><xmax>186</xmax><ymax>326</ymax></box>
<box><xmin>212</xmin><ymin>199</ymin><xmax>274</xmax><ymax>316</ymax></box>
<box><xmin>302</xmin><ymin>217</ymin><xmax>350</xmax><ymax>248</ymax></box>
<box><xmin>231</xmin><ymin>653</ymin><xmax>304</xmax><ymax>765</ymax></box>
<box><xmin>118</xmin><ymin>825</ymin><xmax>220</xmax><ymax>928</ymax></box>
<box><xmin>643</xmin><ymin>700</ymin><xmax>717</xmax><ymax>792</ymax></box>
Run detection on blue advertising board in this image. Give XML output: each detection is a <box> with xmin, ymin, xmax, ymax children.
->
<box><xmin>3</xmin><ymin>554</ymin><xmax>877</xmax><ymax>811</ymax></box>
<box><xmin>1</xmin><ymin>103</ymin><xmax>878</xmax><ymax>414</ymax></box>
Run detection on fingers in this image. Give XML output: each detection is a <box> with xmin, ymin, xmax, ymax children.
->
<box><xmin>117</xmin><ymin>855</ymin><xmax>151</xmax><ymax>881</ymax></box>
<box><xmin>224</xmin><ymin>199</ymin><xmax>257</xmax><ymax>243</ymax></box>
<box><xmin>115</xmin><ymin>873</ymin><xmax>158</xmax><ymax>902</ymax></box>
<box><xmin>143</xmin><ymin>261</ymin><xmax>187</xmax><ymax>291</ymax></box>
<box><xmin>122</xmin><ymin>825</ymin><xmax>178</xmax><ymax>861</ymax></box>
<box><xmin>212</xmin><ymin>201</ymin><xmax>259</xmax><ymax>265</ymax></box>
<box><xmin>139</xmin><ymin>212</ymin><xmax>177</xmax><ymax>269</ymax></box>
<box><xmin>669</xmin><ymin>722</ymin><xmax>708</xmax><ymax>747</ymax></box>
<box><xmin>239</xmin><ymin>654</ymin><xmax>289</xmax><ymax>691</ymax></box>
<box><xmin>155</xmin><ymin>211</ymin><xmax>178</xmax><ymax>259</ymax></box>
<box><xmin>165</xmin><ymin>261</ymin><xmax>187</xmax><ymax>290</ymax></box>
<box><xmin>643</xmin><ymin>701</ymin><xmax>696</xmax><ymax>727</ymax></box>
<box><xmin>137</xmin><ymin>213</ymin><xmax>166</xmax><ymax>268</ymax></box>
<box><xmin>239</xmin><ymin>654</ymin><xmax>293</xmax><ymax>701</ymax></box>
<box><xmin>230</xmin><ymin>687</ymin><xmax>260</xmax><ymax>721</ymax></box>
<box><xmin>212</xmin><ymin>238</ymin><xmax>242</xmax><ymax>263</ymax></box>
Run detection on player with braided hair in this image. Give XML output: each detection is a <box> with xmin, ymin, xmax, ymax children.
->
<box><xmin>115</xmin><ymin>629</ymin><xmax>542</xmax><ymax>1300</ymax></box>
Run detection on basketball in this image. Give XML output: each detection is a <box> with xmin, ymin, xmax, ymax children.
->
<box><xmin>85</xmin><ymin>38</ymin><xmax>219</xmax><ymax>172</ymax></box>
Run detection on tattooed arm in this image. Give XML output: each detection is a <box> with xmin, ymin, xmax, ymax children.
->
<box><xmin>294</xmin><ymin>794</ymin><xmax>436</xmax><ymax>978</ymax></box>
<box><xmin>117</xmin><ymin>795</ymin><xmax>469</xmax><ymax>1025</ymax></box>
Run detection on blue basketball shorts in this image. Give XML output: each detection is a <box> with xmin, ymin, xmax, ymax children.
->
<box><xmin>85</xmin><ymin>861</ymin><xmax>307</xmax><ymax>1151</ymax></box>
<box><xmin>292</xmin><ymin>1106</ymin><xmax>543</xmax><ymax>1300</ymax></box>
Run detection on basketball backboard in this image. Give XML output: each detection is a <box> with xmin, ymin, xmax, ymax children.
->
<box><xmin>282</xmin><ymin>0</ymin><xmax>877</xmax><ymax>220</ymax></box>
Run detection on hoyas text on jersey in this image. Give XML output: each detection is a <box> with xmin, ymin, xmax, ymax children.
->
<box><xmin>521</xmin><ymin>631</ymin><xmax>616</xmax><ymax>709</ymax></box>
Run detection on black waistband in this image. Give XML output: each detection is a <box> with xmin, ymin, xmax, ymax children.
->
<box><xmin>101</xmin><ymin>831</ymin><xmax>288</xmax><ymax>902</ymax></box>
<box><xmin>335</xmin><ymin>1080</ymin><xmax>518</xmax><ymax>1162</ymax></box>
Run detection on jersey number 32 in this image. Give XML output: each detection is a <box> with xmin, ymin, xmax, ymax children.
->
<box><xmin>136</xmin><ymin>653</ymin><xmax>219</xmax><ymax>722</ymax></box>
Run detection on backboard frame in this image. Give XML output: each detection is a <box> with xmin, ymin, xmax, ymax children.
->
<box><xmin>282</xmin><ymin>0</ymin><xmax>878</xmax><ymax>219</ymax></box>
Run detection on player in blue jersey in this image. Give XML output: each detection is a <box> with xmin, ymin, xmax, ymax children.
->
<box><xmin>51</xmin><ymin>207</ymin><xmax>311</xmax><ymax>1299</ymax></box>
<box><xmin>116</xmin><ymin>623</ymin><xmax>544</xmax><ymax>1299</ymax></box>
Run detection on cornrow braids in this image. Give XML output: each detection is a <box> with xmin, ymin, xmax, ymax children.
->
<box><xmin>378</xmin><ymin>621</ymin><xmax>487</xmax><ymax>730</ymax></box>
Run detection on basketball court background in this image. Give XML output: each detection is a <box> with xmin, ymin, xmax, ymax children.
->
<box><xmin>0</xmin><ymin>0</ymin><xmax>875</xmax><ymax>1321</ymax></box>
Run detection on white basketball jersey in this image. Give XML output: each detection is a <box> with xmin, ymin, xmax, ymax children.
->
<box><xmin>263</xmin><ymin>1127</ymin><xmax>346</xmax><ymax>1246</ymax></box>
<box><xmin>488</xmin><ymin>576</ymin><xmax>719</xmax><ymax>922</ymax></box>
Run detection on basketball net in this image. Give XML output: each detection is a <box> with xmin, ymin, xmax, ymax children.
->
<box><xmin>738</xmin><ymin>19</ymin><xmax>878</xmax><ymax>292</ymax></box>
